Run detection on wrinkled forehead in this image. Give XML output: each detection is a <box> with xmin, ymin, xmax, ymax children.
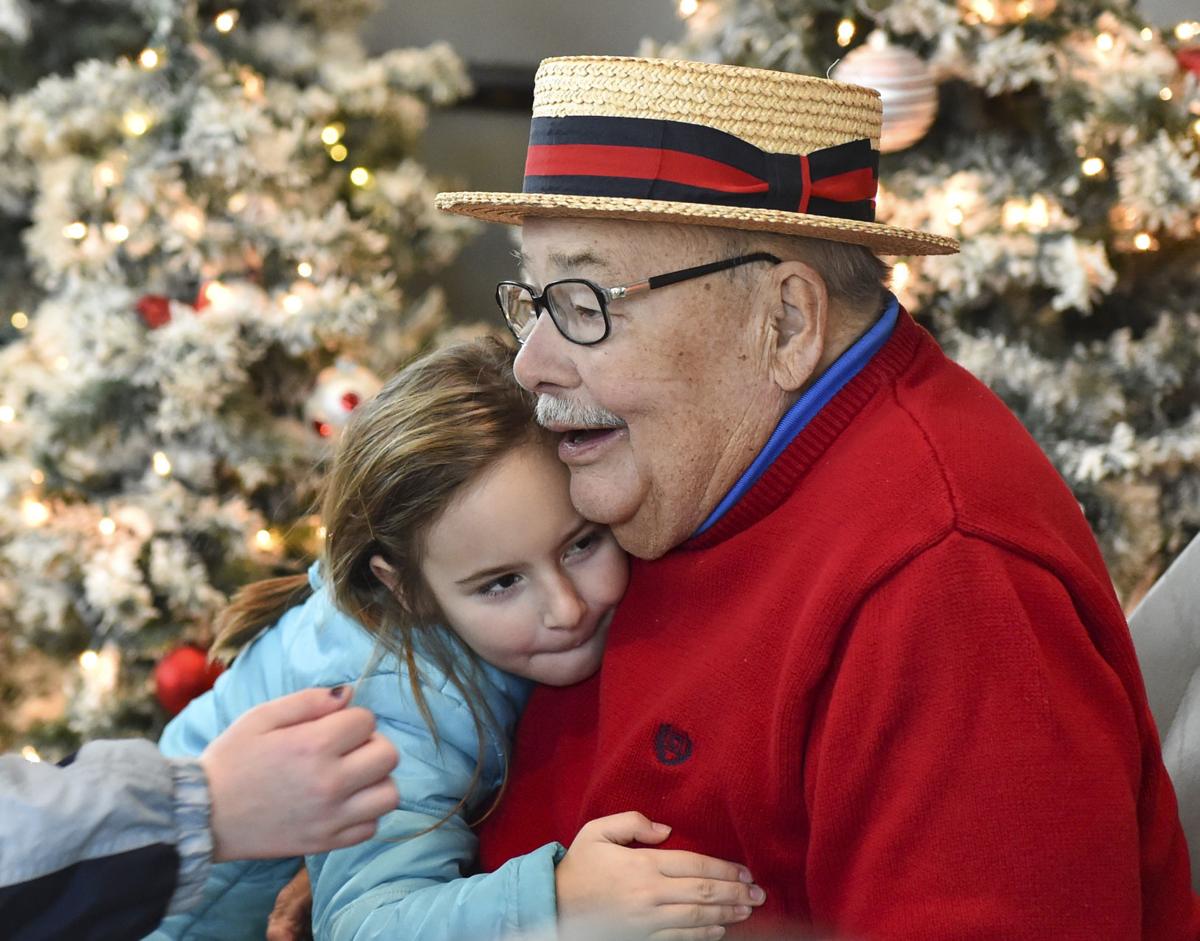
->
<box><xmin>519</xmin><ymin>217</ymin><xmax>727</xmax><ymax>282</ymax></box>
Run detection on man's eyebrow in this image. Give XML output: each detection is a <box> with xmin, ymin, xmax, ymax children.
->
<box><xmin>511</xmin><ymin>249</ymin><xmax>616</xmax><ymax>276</ymax></box>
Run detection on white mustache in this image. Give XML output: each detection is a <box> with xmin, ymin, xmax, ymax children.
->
<box><xmin>535</xmin><ymin>395</ymin><xmax>626</xmax><ymax>429</ymax></box>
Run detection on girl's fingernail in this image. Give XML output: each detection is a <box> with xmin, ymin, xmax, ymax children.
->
<box><xmin>739</xmin><ymin>866</ymin><xmax>754</xmax><ymax>883</ymax></box>
<box><xmin>330</xmin><ymin>685</ymin><xmax>348</xmax><ymax>699</ymax></box>
<box><xmin>749</xmin><ymin>884</ymin><xmax>766</xmax><ymax>903</ymax></box>
<box><xmin>734</xmin><ymin>905</ymin><xmax>752</xmax><ymax>917</ymax></box>
<box><xmin>710</xmin><ymin>928</ymin><xmax>726</xmax><ymax>939</ymax></box>
<box><xmin>652</xmin><ymin>821</ymin><xmax>671</xmax><ymax>833</ymax></box>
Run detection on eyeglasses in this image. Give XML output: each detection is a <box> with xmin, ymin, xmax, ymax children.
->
<box><xmin>496</xmin><ymin>252</ymin><xmax>781</xmax><ymax>346</ymax></box>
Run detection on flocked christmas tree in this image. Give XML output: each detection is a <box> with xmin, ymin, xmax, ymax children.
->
<box><xmin>652</xmin><ymin>0</ymin><xmax>1200</xmax><ymax>604</ymax></box>
<box><xmin>0</xmin><ymin>0</ymin><xmax>477</xmax><ymax>755</ymax></box>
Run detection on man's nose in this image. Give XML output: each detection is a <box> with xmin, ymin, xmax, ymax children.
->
<box><xmin>543</xmin><ymin>575</ymin><xmax>588</xmax><ymax>631</ymax></box>
<box><xmin>513</xmin><ymin>311</ymin><xmax>578</xmax><ymax>394</ymax></box>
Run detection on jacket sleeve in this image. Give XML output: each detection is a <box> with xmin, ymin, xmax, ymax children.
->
<box><xmin>147</xmin><ymin>621</ymin><xmax>304</xmax><ymax>941</ymax></box>
<box><xmin>804</xmin><ymin>531</ymin><xmax>1195</xmax><ymax>939</ymax></box>
<box><xmin>0</xmin><ymin>739</ymin><xmax>212</xmax><ymax>940</ymax></box>
<box><xmin>309</xmin><ymin>670</ymin><xmax>562</xmax><ymax>941</ymax></box>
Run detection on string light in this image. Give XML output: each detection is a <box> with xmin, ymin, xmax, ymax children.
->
<box><xmin>11</xmin><ymin>311</ymin><xmax>28</xmax><ymax>329</ymax></box>
<box><xmin>1096</xmin><ymin>32</ymin><xmax>1114</xmax><ymax>52</ymax></box>
<box><xmin>321</xmin><ymin>125</ymin><xmax>342</xmax><ymax>146</ymax></box>
<box><xmin>297</xmin><ymin>262</ymin><xmax>313</xmax><ymax>278</ymax></box>
<box><xmin>152</xmin><ymin>451</ymin><xmax>172</xmax><ymax>476</ymax></box>
<box><xmin>1140</xmin><ymin>27</ymin><xmax>1154</xmax><ymax>41</ymax></box>
<box><xmin>1026</xmin><ymin>194</ymin><xmax>1050</xmax><ymax>230</ymax></box>
<box><xmin>123</xmin><ymin>111</ymin><xmax>151</xmax><ymax>137</ymax></box>
<box><xmin>94</xmin><ymin>163</ymin><xmax>120</xmax><ymax>188</ymax></box>
<box><xmin>63</xmin><ymin>222</ymin><xmax>88</xmax><ymax>240</ymax></box>
<box><xmin>21</xmin><ymin>498</ymin><xmax>50</xmax><ymax>527</ymax></box>
<box><xmin>214</xmin><ymin>9</ymin><xmax>240</xmax><ymax>33</ymax></box>
<box><xmin>836</xmin><ymin>19</ymin><xmax>856</xmax><ymax>47</ymax></box>
<box><xmin>946</xmin><ymin>206</ymin><xmax>964</xmax><ymax>226</ymax></box>
<box><xmin>1002</xmin><ymin>199</ymin><xmax>1026</xmax><ymax>229</ymax></box>
<box><xmin>54</xmin><ymin>356</ymin><xmax>69</xmax><ymax>372</ymax></box>
<box><xmin>173</xmin><ymin>207</ymin><xmax>205</xmax><ymax>238</ymax></box>
<box><xmin>1159</xmin><ymin>87</ymin><xmax>1173</xmax><ymax>102</ymax></box>
<box><xmin>98</xmin><ymin>517</ymin><xmax>116</xmax><ymax>536</ymax></box>
<box><xmin>1081</xmin><ymin>157</ymin><xmax>1105</xmax><ymax>176</ymax></box>
<box><xmin>201</xmin><ymin>281</ymin><xmax>231</xmax><ymax>308</ymax></box>
<box><xmin>329</xmin><ymin>144</ymin><xmax>348</xmax><ymax>162</ymax></box>
<box><xmin>678</xmin><ymin>0</ymin><xmax>699</xmax><ymax>16</ymax></box>
<box><xmin>0</xmin><ymin>405</ymin><xmax>14</xmax><ymax>423</ymax></box>
<box><xmin>892</xmin><ymin>261</ymin><xmax>910</xmax><ymax>292</ymax></box>
<box><xmin>1176</xmin><ymin>22</ymin><xmax>1199</xmax><ymax>42</ymax></box>
<box><xmin>103</xmin><ymin>223</ymin><xmax>130</xmax><ymax>243</ymax></box>
<box><xmin>30</xmin><ymin>469</ymin><xmax>44</xmax><ymax>485</ymax></box>
<box><xmin>79</xmin><ymin>650</ymin><xmax>99</xmax><ymax>671</ymax></box>
<box><xmin>21</xmin><ymin>746</ymin><xmax>41</xmax><ymax>763</ymax></box>
<box><xmin>281</xmin><ymin>293</ymin><xmax>303</xmax><ymax>314</ymax></box>
<box><xmin>1015</xmin><ymin>0</ymin><xmax>1033</xmax><ymax>18</ymax></box>
<box><xmin>1193</xmin><ymin>118</ymin><xmax>1200</xmax><ymax>136</ymax></box>
<box><xmin>138</xmin><ymin>48</ymin><xmax>160</xmax><ymax>69</ymax></box>
<box><xmin>1133</xmin><ymin>231</ymin><xmax>1156</xmax><ymax>251</ymax></box>
<box><xmin>970</xmin><ymin>0</ymin><xmax>996</xmax><ymax>22</ymax></box>
<box><xmin>349</xmin><ymin>167</ymin><xmax>371</xmax><ymax>187</ymax></box>
<box><xmin>255</xmin><ymin>529</ymin><xmax>276</xmax><ymax>550</ymax></box>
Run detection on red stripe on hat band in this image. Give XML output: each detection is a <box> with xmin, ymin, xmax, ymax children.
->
<box><xmin>525</xmin><ymin>144</ymin><xmax>769</xmax><ymax>195</ymax></box>
<box><xmin>812</xmin><ymin>167</ymin><xmax>877</xmax><ymax>203</ymax></box>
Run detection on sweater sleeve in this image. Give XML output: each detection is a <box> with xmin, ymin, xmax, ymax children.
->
<box><xmin>803</xmin><ymin>531</ymin><xmax>1156</xmax><ymax>940</ymax></box>
<box><xmin>309</xmin><ymin>671</ymin><xmax>561</xmax><ymax>941</ymax></box>
<box><xmin>0</xmin><ymin>739</ymin><xmax>209</xmax><ymax>939</ymax></box>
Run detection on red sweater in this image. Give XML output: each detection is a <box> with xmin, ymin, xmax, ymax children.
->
<box><xmin>479</xmin><ymin>312</ymin><xmax>1199</xmax><ymax>939</ymax></box>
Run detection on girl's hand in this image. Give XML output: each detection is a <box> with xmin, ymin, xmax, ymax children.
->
<box><xmin>555</xmin><ymin>812</ymin><xmax>766</xmax><ymax>940</ymax></box>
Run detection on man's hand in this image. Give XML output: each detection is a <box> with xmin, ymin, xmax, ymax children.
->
<box><xmin>201</xmin><ymin>686</ymin><xmax>399</xmax><ymax>862</ymax></box>
<box><xmin>266</xmin><ymin>865</ymin><xmax>313</xmax><ymax>941</ymax></box>
<box><xmin>555</xmin><ymin>812</ymin><xmax>766</xmax><ymax>940</ymax></box>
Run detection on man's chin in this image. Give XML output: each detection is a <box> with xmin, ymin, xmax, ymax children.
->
<box><xmin>567</xmin><ymin>469</ymin><xmax>639</xmax><ymax>528</ymax></box>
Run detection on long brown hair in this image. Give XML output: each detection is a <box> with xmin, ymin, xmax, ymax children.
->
<box><xmin>213</xmin><ymin>335</ymin><xmax>547</xmax><ymax>823</ymax></box>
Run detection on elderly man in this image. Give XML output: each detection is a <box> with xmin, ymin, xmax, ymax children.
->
<box><xmin>437</xmin><ymin>56</ymin><xmax>1198</xmax><ymax>938</ymax></box>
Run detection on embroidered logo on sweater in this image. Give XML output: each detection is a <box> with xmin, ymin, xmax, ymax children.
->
<box><xmin>655</xmin><ymin>723</ymin><xmax>693</xmax><ymax>765</ymax></box>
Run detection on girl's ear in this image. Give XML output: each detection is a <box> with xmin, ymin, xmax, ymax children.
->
<box><xmin>369</xmin><ymin>554</ymin><xmax>403</xmax><ymax>599</ymax></box>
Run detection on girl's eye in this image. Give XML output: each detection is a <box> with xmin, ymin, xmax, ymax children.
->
<box><xmin>564</xmin><ymin>530</ymin><xmax>600</xmax><ymax>559</ymax></box>
<box><xmin>478</xmin><ymin>573</ymin><xmax>522</xmax><ymax>597</ymax></box>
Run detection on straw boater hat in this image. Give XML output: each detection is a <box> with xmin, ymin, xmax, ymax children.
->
<box><xmin>435</xmin><ymin>55</ymin><xmax>958</xmax><ymax>257</ymax></box>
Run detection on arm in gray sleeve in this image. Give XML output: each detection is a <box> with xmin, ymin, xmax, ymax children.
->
<box><xmin>0</xmin><ymin>739</ymin><xmax>214</xmax><ymax>939</ymax></box>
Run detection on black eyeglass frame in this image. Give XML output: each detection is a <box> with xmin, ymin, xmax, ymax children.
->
<box><xmin>496</xmin><ymin>252</ymin><xmax>782</xmax><ymax>347</ymax></box>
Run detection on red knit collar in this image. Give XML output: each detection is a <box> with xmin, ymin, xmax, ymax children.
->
<box><xmin>682</xmin><ymin>309</ymin><xmax>926</xmax><ymax>552</ymax></box>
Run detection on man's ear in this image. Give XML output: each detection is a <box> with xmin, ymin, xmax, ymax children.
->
<box><xmin>756</xmin><ymin>260</ymin><xmax>827</xmax><ymax>392</ymax></box>
<box><xmin>369</xmin><ymin>554</ymin><xmax>404</xmax><ymax>600</ymax></box>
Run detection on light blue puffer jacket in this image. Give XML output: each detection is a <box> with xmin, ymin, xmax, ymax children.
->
<box><xmin>145</xmin><ymin>563</ymin><xmax>563</xmax><ymax>941</ymax></box>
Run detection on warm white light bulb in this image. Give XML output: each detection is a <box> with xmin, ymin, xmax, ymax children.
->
<box><xmin>139</xmin><ymin>48</ymin><xmax>160</xmax><ymax>69</ymax></box>
<box><xmin>256</xmin><ymin>529</ymin><xmax>275</xmax><ymax>550</ymax></box>
<box><xmin>1096</xmin><ymin>32</ymin><xmax>1114</xmax><ymax>52</ymax></box>
<box><xmin>1159</xmin><ymin>87</ymin><xmax>1173</xmax><ymax>102</ymax></box>
<box><xmin>297</xmin><ymin>262</ymin><xmax>313</xmax><ymax>278</ymax></box>
<box><xmin>153</xmin><ymin>451</ymin><xmax>172</xmax><ymax>476</ymax></box>
<box><xmin>123</xmin><ymin>111</ymin><xmax>151</xmax><ymax>137</ymax></box>
<box><xmin>215</xmin><ymin>9</ymin><xmax>239</xmax><ymax>33</ymax></box>
<box><xmin>11</xmin><ymin>311</ymin><xmax>28</xmax><ymax>329</ymax></box>
<box><xmin>836</xmin><ymin>19</ymin><xmax>856</xmax><ymax>47</ymax></box>
<box><xmin>1133</xmin><ymin>231</ymin><xmax>1154</xmax><ymax>250</ymax></box>
<box><xmin>321</xmin><ymin>125</ymin><xmax>342</xmax><ymax>146</ymax></box>
<box><xmin>63</xmin><ymin>222</ymin><xmax>88</xmax><ymax>240</ymax></box>
<box><xmin>0</xmin><ymin>405</ymin><xmax>15</xmax><ymax>423</ymax></box>
<box><xmin>79</xmin><ymin>650</ymin><xmax>99</xmax><ymax>671</ymax></box>
<box><xmin>22</xmin><ymin>498</ymin><xmax>50</xmax><ymax>527</ymax></box>
<box><xmin>282</xmin><ymin>294</ymin><xmax>303</xmax><ymax>314</ymax></box>
<box><xmin>350</xmin><ymin>167</ymin><xmax>371</xmax><ymax>186</ymax></box>
<box><xmin>1081</xmin><ymin>157</ymin><xmax>1105</xmax><ymax>176</ymax></box>
<box><xmin>21</xmin><ymin>746</ymin><xmax>41</xmax><ymax>763</ymax></box>
<box><xmin>98</xmin><ymin>517</ymin><xmax>116</xmax><ymax>536</ymax></box>
<box><xmin>329</xmin><ymin>144</ymin><xmax>348</xmax><ymax>162</ymax></box>
<box><xmin>678</xmin><ymin>0</ymin><xmax>699</xmax><ymax>17</ymax></box>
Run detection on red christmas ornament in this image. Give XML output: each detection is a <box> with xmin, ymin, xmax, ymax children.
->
<box><xmin>340</xmin><ymin>392</ymin><xmax>361</xmax><ymax>410</ymax></box>
<box><xmin>154</xmin><ymin>645</ymin><xmax>224</xmax><ymax>716</ymax></box>
<box><xmin>136</xmin><ymin>295</ymin><xmax>172</xmax><ymax>329</ymax></box>
<box><xmin>1178</xmin><ymin>46</ymin><xmax>1200</xmax><ymax>79</ymax></box>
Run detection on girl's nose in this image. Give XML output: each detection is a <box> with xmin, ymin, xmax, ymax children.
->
<box><xmin>543</xmin><ymin>576</ymin><xmax>588</xmax><ymax>631</ymax></box>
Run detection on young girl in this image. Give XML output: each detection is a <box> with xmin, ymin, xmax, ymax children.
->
<box><xmin>148</xmin><ymin>337</ymin><xmax>763</xmax><ymax>941</ymax></box>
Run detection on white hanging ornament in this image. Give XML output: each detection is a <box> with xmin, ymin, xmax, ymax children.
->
<box><xmin>832</xmin><ymin>31</ymin><xmax>938</xmax><ymax>154</ymax></box>
<box><xmin>305</xmin><ymin>360</ymin><xmax>382</xmax><ymax>440</ymax></box>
